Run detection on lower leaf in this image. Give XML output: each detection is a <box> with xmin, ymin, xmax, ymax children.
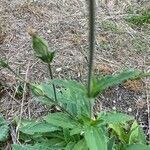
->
<box><xmin>84</xmin><ymin>126</ymin><xmax>107</xmax><ymax>150</ymax></box>
<box><xmin>0</xmin><ymin>115</ymin><xmax>9</xmax><ymax>142</ymax></box>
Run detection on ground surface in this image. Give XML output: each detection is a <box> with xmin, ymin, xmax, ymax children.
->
<box><xmin>0</xmin><ymin>0</ymin><xmax>150</xmax><ymax>149</ymax></box>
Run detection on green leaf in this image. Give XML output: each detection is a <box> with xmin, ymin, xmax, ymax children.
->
<box><xmin>65</xmin><ymin>142</ymin><xmax>76</xmax><ymax>150</ymax></box>
<box><xmin>31</xmin><ymin>83</ymin><xmax>76</xmax><ymax>105</ymax></box>
<box><xmin>107</xmin><ymin>137</ymin><xmax>115</xmax><ymax>150</ymax></box>
<box><xmin>98</xmin><ymin>112</ymin><xmax>134</xmax><ymax>124</ymax></box>
<box><xmin>84</xmin><ymin>126</ymin><xmax>107</xmax><ymax>150</ymax></box>
<box><xmin>52</xmin><ymin>79</ymin><xmax>91</xmax><ymax>117</ymax></box>
<box><xmin>63</xmin><ymin>128</ymin><xmax>73</xmax><ymax>143</ymax></box>
<box><xmin>126</xmin><ymin>13</ymin><xmax>150</xmax><ymax>26</ymax></box>
<box><xmin>109</xmin><ymin>123</ymin><xmax>128</xmax><ymax>143</ymax></box>
<box><xmin>124</xmin><ymin>144</ymin><xmax>150</xmax><ymax>150</ymax></box>
<box><xmin>128</xmin><ymin>121</ymin><xmax>146</xmax><ymax>144</ymax></box>
<box><xmin>44</xmin><ymin>112</ymin><xmax>78</xmax><ymax>129</ymax></box>
<box><xmin>73</xmin><ymin>139</ymin><xmax>88</xmax><ymax>150</ymax></box>
<box><xmin>12</xmin><ymin>137</ymin><xmax>66</xmax><ymax>149</ymax></box>
<box><xmin>52</xmin><ymin>79</ymin><xmax>86</xmax><ymax>93</ymax></box>
<box><xmin>0</xmin><ymin>115</ymin><xmax>9</xmax><ymax>142</ymax></box>
<box><xmin>19</xmin><ymin>121</ymin><xmax>60</xmax><ymax>135</ymax></box>
<box><xmin>12</xmin><ymin>142</ymin><xmax>64</xmax><ymax>150</ymax></box>
<box><xmin>32</xmin><ymin>96</ymin><xmax>53</xmax><ymax>106</ymax></box>
<box><xmin>70</xmin><ymin>127</ymin><xmax>82</xmax><ymax>136</ymax></box>
<box><xmin>31</xmin><ymin>80</ymin><xmax>91</xmax><ymax>117</ymax></box>
<box><xmin>0</xmin><ymin>60</ymin><xmax>9</xmax><ymax>68</ymax></box>
<box><xmin>12</xmin><ymin>144</ymin><xmax>36</xmax><ymax>150</ymax></box>
<box><xmin>90</xmin><ymin>70</ymin><xmax>143</xmax><ymax>97</ymax></box>
<box><xmin>30</xmin><ymin>84</ymin><xmax>45</xmax><ymax>96</ymax></box>
<box><xmin>32</xmin><ymin>80</ymin><xmax>90</xmax><ymax>117</ymax></box>
<box><xmin>41</xmin><ymin>83</ymin><xmax>76</xmax><ymax>104</ymax></box>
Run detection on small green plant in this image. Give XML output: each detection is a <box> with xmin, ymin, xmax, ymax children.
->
<box><xmin>126</xmin><ymin>12</ymin><xmax>150</xmax><ymax>26</ymax></box>
<box><xmin>0</xmin><ymin>115</ymin><xmax>9</xmax><ymax>142</ymax></box>
<box><xmin>0</xmin><ymin>0</ymin><xmax>150</xmax><ymax>150</ymax></box>
<box><xmin>101</xmin><ymin>20</ymin><xmax>118</xmax><ymax>32</ymax></box>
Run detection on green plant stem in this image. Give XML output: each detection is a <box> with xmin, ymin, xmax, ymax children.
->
<box><xmin>87</xmin><ymin>0</ymin><xmax>95</xmax><ymax>97</ymax></box>
<box><xmin>6</xmin><ymin>63</ymin><xmax>78</xmax><ymax>121</ymax></box>
<box><xmin>43</xmin><ymin>94</ymin><xmax>76</xmax><ymax>120</ymax></box>
<box><xmin>48</xmin><ymin>63</ymin><xmax>57</xmax><ymax>102</ymax></box>
<box><xmin>47</xmin><ymin>64</ymin><xmax>79</xmax><ymax>121</ymax></box>
<box><xmin>87</xmin><ymin>0</ymin><xmax>95</xmax><ymax>118</ymax></box>
<box><xmin>7</xmin><ymin>66</ymin><xmax>28</xmax><ymax>84</ymax></box>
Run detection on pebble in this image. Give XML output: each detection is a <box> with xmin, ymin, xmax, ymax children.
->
<box><xmin>56</xmin><ymin>68</ymin><xmax>62</xmax><ymax>72</ymax></box>
<box><xmin>113</xmin><ymin>100</ymin><xmax>116</xmax><ymax>104</ymax></box>
<box><xmin>128</xmin><ymin>108</ymin><xmax>132</xmax><ymax>112</ymax></box>
<box><xmin>47</xmin><ymin>30</ymin><xmax>51</xmax><ymax>33</ymax></box>
<box><xmin>112</xmin><ymin>106</ymin><xmax>116</xmax><ymax>110</ymax></box>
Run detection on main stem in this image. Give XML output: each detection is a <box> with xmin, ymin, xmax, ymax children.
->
<box><xmin>87</xmin><ymin>0</ymin><xmax>95</xmax><ymax>97</ymax></box>
<box><xmin>48</xmin><ymin>63</ymin><xmax>57</xmax><ymax>102</ymax></box>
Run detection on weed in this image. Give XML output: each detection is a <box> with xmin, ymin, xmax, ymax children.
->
<box><xmin>126</xmin><ymin>12</ymin><xmax>150</xmax><ymax>26</ymax></box>
<box><xmin>0</xmin><ymin>0</ymin><xmax>150</xmax><ymax>150</ymax></box>
<box><xmin>101</xmin><ymin>20</ymin><xmax>119</xmax><ymax>32</ymax></box>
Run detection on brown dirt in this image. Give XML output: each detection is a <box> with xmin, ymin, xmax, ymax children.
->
<box><xmin>0</xmin><ymin>0</ymin><xmax>150</xmax><ymax>148</ymax></box>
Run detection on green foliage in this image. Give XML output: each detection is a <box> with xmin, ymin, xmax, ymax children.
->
<box><xmin>128</xmin><ymin>121</ymin><xmax>147</xmax><ymax>144</ymax></box>
<box><xmin>2</xmin><ymin>1</ymin><xmax>149</xmax><ymax>149</ymax></box>
<box><xmin>84</xmin><ymin>126</ymin><xmax>107</xmax><ymax>150</ymax></box>
<box><xmin>108</xmin><ymin>120</ymin><xmax>148</xmax><ymax>148</ymax></box>
<box><xmin>0</xmin><ymin>60</ymin><xmax>8</xmax><ymax>68</ymax></box>
<box><xmin>44</xmin><ymin>112</ymin><xmax>78</xmax><ymax>129</ymax></box>
<box><xmin>0</xmin><ymin>115</ymin><xmax>9</xmax><ymax>142</ymax></box>
<box><xmin>19</xmin><ymin>121</ymin><xmax>60</xmax><ymax>135</ymax></box>
<box><xmin>109</xmin><ymin>123</ymin><xmax>129</xmax><ymax>143</ymax></box>
<box><xmin>98</xmin><ymin>112</ymin><xmax>134</xmax><ymax>124</ymax></box>
<box><xmin>72</xmin><ymin>139</ymin><xmax>88</xmax><ymax>150</ymax></box>
<box><xmin>90</xmin><ymin>70</ymin><xmax>143</xmax><ymax>97</ymax></box>
<box><xmin>12</xmin><ymin>141</ymin><xmax>64</xmax><ymax>150</ymax></box>
<box><xmin>124</xmin><ymin>144</ymin><xmax>150</xmax><ymax>150</ymax></box>
<box><xmin>107</xmin><ymin>137</ymin><xmax>115</xmax><ymax>150</ymax></box>
<box><xmin>10</xmin><ymin>35</ymin><xmax>149</xmax><ymax>150</ymax></box>
<box><xmin>126</xmin><ymin>13</ymin><xmax>150</xmax><ymax>26</ymax></box>
<box><xmin>31</xmin><ymin>80</ymin><xmax>91</xmax><ymax>117</ymax></box>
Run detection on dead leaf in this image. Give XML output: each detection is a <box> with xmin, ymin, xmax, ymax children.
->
<box><xmin>123</xmin><ymin>79</ymin><xmax>144</xmax><ymax>92</ymax></box>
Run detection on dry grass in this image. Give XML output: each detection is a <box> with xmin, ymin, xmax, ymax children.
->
<box><xmin>0</xmin><ymin>0</ymin><xmax>150</xmax><ymax>148</ymax></box>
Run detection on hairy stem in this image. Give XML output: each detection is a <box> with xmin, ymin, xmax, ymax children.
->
<box><xmin>48</xmin><ymin>63</ymin><xmax>57</xmax><ymax>102</ymax></box>
<box><xmin>87</xmin><ymin>0</ymin><xmax>95</xmax><ymax>97</ymax></box>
